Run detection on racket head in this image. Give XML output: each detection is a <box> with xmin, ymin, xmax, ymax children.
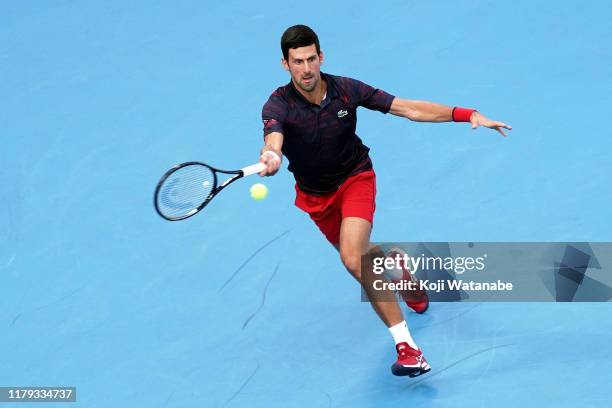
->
<box><xmin>154</xmin><ymin>162</ymin><xmax>218</xmax><ymax>221</ymax></box>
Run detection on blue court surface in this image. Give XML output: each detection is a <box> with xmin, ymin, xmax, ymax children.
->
<box><xmin>2</xmin><ymin>1</ymin><xmax>612</xmax><ymax>407</ymax></box>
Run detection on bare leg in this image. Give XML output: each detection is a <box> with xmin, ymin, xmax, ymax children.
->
<box><xmin>334</xmin><ymin>217</ymin><xmax>404</xmax><ymax>327</ymax></box>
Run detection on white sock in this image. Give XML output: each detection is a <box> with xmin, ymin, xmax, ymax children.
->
<box><xmin>389</xmin><ymin>321</ymin><xmax>419</xmax><ymax>350</ymax></box>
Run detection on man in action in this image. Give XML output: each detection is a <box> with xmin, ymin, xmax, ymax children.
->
<box><xmin>258</xmin><ymin>25</ymin><xmax>511</xmax><ymax>377</ymax></box>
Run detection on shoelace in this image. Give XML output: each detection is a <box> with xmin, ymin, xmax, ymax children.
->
<box><xmin>397</xmin><ymin>345</ymin><xmax>410</xmax><ymax>356</ymax></box>
<box><xmin>397</xmin><ymin>344</ymin><xmax>421</xmax><ymax>358</ymax></box>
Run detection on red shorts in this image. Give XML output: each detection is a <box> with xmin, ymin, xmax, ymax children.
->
<box><xmin>294</xmin><ymin>170</ymin><xmax>376</xmax><ymax>245</ymax></box>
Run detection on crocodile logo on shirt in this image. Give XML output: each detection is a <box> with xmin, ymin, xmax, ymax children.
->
<box><xmin>337</xmin><ymin>110</ymin><xmax>348</xmax><ymax>118</ymax></box>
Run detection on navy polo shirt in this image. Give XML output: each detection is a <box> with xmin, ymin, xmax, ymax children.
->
<box><xmin>262</xmin><ymin>73</ymin><xmax>395</xmax><ymax>194</ymax></box>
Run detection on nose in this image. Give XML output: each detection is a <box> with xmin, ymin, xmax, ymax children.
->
<box><xmin>303</xmin><ymin>61</ymin><xmax>311</xmax><ymax>73</ymax></box>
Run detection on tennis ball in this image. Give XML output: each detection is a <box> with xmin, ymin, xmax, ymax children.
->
<box><xmin>250</xmin><ymin>183</ymin><xmax>268</xmax><ymax>200</ymax></box>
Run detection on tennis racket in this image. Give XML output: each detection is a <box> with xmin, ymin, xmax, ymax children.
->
<box><xmin>154</xmin><ymin>159</ymin><xmax>270</xmax><ymax>221</ymax></box>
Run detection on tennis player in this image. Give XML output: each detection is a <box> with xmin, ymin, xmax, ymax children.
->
<box><xmin>258</xmin><ymin>25</ymin><xmax>511</xmax><ymax>377</ymax></box>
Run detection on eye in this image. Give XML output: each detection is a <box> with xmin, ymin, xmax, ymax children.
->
<box><xmin>307</xmin><ymin>56</ymin><xmax>316</xmax><ymax>63</ymax></box>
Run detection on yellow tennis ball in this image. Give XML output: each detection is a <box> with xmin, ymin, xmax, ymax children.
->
<box><xmin>250</xmin><ymin>183</ymin><xmax>268</xmax><ymax>200</ymax></box>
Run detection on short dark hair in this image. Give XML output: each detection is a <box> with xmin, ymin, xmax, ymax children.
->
<box><xmin>281</xmin><ymin>25</ymin><xmax>320</xmax><ymax>60</ymax></box>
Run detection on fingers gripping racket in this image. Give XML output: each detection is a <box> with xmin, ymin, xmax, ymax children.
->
<box><xmin>154</xmin><ymin>157</ymin><xmax>272</xmax><ymax>221</ymax></box>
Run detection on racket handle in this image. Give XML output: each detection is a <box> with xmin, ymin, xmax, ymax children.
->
<box><xmin>242</xmin><ymin>152</ymin><xmax>280</xmax><ymax>176</ymax></box>
<box><xmin>242</xmin><ymin>162</ymin><xmax>267</xmax><ymax>177</ymax></box>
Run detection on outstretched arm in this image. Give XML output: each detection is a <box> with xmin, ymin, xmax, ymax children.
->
<box><xmin>259</xmin><ymin>131</ymin><xmax>283</xmax><ymax>176</ymax></box>
<box><xmin>388</xmin><ymin>98</ymin><xmax>512</xmax><ymax>137</ymax></box>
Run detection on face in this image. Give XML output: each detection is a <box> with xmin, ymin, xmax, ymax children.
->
<box><xmin>282</xmin><ymin>44</ymin><xmax>324</xmax><ymax>93</ymax></box>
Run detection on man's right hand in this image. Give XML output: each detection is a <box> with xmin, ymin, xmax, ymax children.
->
<box><xmin>259</xmin><ymin>150</ymin><xmax>281</xmax><ymax>176</ymax></box>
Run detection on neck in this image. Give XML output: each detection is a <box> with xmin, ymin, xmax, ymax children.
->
<box><xmin>293</xmin><ymin>77</ymin><xmax>327</xmax><ymax>105</ymax></box>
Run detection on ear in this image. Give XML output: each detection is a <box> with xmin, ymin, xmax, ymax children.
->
<box><xmin>319</xmin><ymin>50</ymin><xmax>324</xmax><ymax>65</ymax></box>
<box><xmin>281</xmin><ymin>57</ymin><xmax>289</xmax><ymax>71</ymax></box>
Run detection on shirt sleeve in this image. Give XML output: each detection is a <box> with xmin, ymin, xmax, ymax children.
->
<box><xmin>262</xmin><ymin>90</ymin><xmax>287</xmax><ymax>137</ymax></box>
<box><xmin>347</xmin><ymin>77</ymin><xmax>395</xmax><ymax>113</ymax></box>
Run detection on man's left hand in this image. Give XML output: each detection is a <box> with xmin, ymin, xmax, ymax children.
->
<box><xmin>470</xmin><ymin>112</ymin><xmax>512</xmax><ymax>137</ymax></box>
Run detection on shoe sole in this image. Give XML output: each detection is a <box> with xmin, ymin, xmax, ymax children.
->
<box><xmin>391</xmin><ymin>364</ymin><xmax>431</xmax><ymax>377</ymax></box>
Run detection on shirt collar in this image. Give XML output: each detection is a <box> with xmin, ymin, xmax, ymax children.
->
<box><xmin>288</xmin><ymin>72</ymin><xmax>338</xmax><ymax>107</ymax></box>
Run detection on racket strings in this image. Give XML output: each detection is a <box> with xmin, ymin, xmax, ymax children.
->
<box><xmin>157</xmin><ymin>164</ymin><xmax>215</xmax><ymax>219</ymax></box>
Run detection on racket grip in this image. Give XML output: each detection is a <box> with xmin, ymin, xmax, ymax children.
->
<box><xmin>242</xmin><ymin>162</ymin><xmax>267</xmax><ymax>177</ymax></box>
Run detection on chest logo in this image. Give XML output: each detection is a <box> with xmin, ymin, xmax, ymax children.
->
<box><xmin>337</xmin><ymin>110</ymin><xmax>348</xmax><ymax>118</ymax></box>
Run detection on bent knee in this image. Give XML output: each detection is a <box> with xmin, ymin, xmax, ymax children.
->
<box><xmin>340</xmin><ymin>251</ymin><xmax>362</xmax><ymax>277</ymax></box>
